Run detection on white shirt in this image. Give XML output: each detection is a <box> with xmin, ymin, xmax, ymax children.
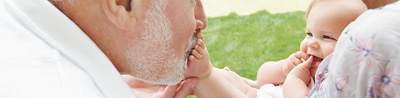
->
<box><xmin>0</xmin><ymin>0</ymin><xmax>135</xmax><ymax>97</ymax></box>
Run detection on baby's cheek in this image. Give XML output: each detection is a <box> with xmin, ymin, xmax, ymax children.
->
<box><xmin>323</xmin><ymin>42</ymin><xmax>336</xmax><ymax>57</ymax></box>
<box><xmin>300</xmin><ymin>40</ymin><xmax>308</xmax><ymax>53</ymax></box>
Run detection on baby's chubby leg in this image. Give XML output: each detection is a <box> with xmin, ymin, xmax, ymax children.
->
<box><xmin>224</xmin><ymin>67</ymin><xmax>259</xmax><ymax>89</ymax></box>
<box><xmin>219</xmin><ymin>68</ymin><xmax>258</xmax><ymax>98</ymax></box>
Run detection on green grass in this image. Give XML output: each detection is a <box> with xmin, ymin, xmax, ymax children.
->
<box><xmin>188</xmin><ymin>10</ymin><xmax>306</xmax><ymax>98</ymax></box>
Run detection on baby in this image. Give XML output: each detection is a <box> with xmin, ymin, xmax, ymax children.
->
<box><xmin>282</xmin><ymin>0</ymin><xmax>367</xmax><ymax>97</ymax></box>
<box><xmin>185</xmin><ymin>0</ymin><xmax>367</xmax><ymax>97</ymax></box>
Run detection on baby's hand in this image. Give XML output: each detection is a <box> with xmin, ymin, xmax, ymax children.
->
<box><xmin>286</xmin><ymin>55</ymin><xmax>313</xmax><ymax>84</ymax></box>
<box><xmin>185</xmin><ymin>38</ymin><xmax>212</xmax><ymax>79</ymax></box>
<box><xmin>282</xmin><ymin>51</ymin><xmax>309</xmax><ymax>76</ymax></box>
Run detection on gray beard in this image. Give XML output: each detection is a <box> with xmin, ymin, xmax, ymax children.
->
<box><xmin>125</xmin><ymin>0</ymin><xmax>197</xmax><ymax>85</ymax></box>
<box><xmin>126</xmin><ymin>32</ymin><xmax>197</xmax><ymax>85</ymax></box>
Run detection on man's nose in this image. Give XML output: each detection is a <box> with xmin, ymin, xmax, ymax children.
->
<box><xmin>194</xmin><ymin>0</ymin><xmax>207</xmax><ymax>30</ymax></box>
<box><xmin>307</xmin><ymin>39</ymin><xmax>319</xmax><ymax>49</ymax></box>
<box><xmin>196</xmin><ymin>20</ymin><xmax>205</xmax><ymax>31</ymax></box>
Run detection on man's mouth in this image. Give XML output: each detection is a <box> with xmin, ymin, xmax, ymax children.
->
<box><xmin>187</xmin><ymin>31</ymin><xmax>197</xmax><ymax>55</ymax></box>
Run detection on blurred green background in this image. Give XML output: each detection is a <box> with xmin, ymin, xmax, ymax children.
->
<box><xmin>188</xmin><ymin>10</ymin><xmax>306</xmax><ymax>97</ymax></box>
<box><xmin>204</xmin><ymin>10</ymin><xmax>306</xmax><ymax>80</ymax></box>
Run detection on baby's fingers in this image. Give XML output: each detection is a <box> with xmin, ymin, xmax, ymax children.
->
<box><xmin>293</xmin><ymin>59</ymin><xmax>303</xmax><ymax>66</ymax></box>
<box><xmin>297</xmin><ymin>55</ymin><xmax>313</xmax><ymax>69</ymax></box>
<box><xmin>294</xmin><ymin>51</ymin><xmax>310</xmax><ymax>61</ymax></box>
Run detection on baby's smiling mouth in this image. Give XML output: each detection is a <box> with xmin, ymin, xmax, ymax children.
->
<box><xmin>311</xmin><ymin>55</ymin><xmax>323</xmax><ymax>65</ymax></box>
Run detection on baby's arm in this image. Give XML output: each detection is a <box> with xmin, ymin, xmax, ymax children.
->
<box><xmin>256</xmin><ymin>60</ymin><xmax>285</xmax><ymax>86</ymax></box>
<box><xmin>257</xmin><ymin>51</ymin><xmax>309</xmax><ymax>86</ymax></box>
<box><xmin>283</xmin><ymin>56</ymin><xmax>313</xmax><ymax>98</ymax></box>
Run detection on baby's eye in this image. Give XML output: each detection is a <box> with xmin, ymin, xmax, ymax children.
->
<box><xmin>307</xmin><ymin>33</ymin><xmax>313</xmax><ymax>37</ymax></box>
<box><xmin>323</xmin><ymin>35</ymin><xmax>337</xmax><ymax>40</ymax></box>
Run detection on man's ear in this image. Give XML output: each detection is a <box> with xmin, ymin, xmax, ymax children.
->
<box><xmin>102</xmin><ymin>0</ymin><xmax>136</xmax><ymax>30</ymax></box>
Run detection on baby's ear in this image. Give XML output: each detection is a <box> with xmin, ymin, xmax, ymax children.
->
<box><xmin>101</xmin><ymin>0</ymin><xmax>137</xmax><ymax>30</ymax></box>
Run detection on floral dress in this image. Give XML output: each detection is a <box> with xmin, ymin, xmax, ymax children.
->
<box><xmin>309</xmin><ymin>1</ymin><xmax>400</xmax><ymax>97</ymax></box>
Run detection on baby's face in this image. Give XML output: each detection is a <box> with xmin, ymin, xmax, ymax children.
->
<box><xmin>300</xmin><ymin>1</ymin><xmax>352</xmax><ymax>76</ymax></box>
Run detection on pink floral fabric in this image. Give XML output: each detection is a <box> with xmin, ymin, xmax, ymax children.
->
<box><xmin>309</xmin><ymin>1</ymin><xmax>400</xmax><ymax>98</ymax></box>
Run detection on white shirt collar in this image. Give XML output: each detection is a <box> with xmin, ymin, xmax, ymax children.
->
<box><xmin>4</xmin><ymin>0</ymin><xmax>135</xmax><ymax>97</ymax></box>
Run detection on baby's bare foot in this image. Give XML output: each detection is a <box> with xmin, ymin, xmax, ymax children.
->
<box><xmin>187</xmin><ymin>39</ymin><xmax>212</xmax><ymax>79</ymax></box>
<box><xmin>189</xmin><ymin>39</ymin><xmax>206</xmax><ymax>63</ymax></box>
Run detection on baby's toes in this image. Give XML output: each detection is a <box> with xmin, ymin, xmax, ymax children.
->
<box><xmin>191</xmin><ymin>49</ymin><xmax>202</xmax><ymax>59</ymax></box>
<box><xmin>189</xmin><ymin>55</ymin><xmax>198</xmax><ymax>63</ymax></box>
<box><xmin>194</xmin><ymin>45</ymin><xmax>204</xmax><ymax>54</ymax></box>
<box><xmin>197</xmin><ymin>39</ymin><xmax>205</xmax><ymax>49</ymax></box>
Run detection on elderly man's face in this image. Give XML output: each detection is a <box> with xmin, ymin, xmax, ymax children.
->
<box><xmin>51</xmin><ymin>0</ymin><xmax>207</xmax><ymax>85</ymax></box>
<box><xmin>125</xmin><ymin>0</ymin><xmax>207</xmax><ymax>85</ymax></box>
